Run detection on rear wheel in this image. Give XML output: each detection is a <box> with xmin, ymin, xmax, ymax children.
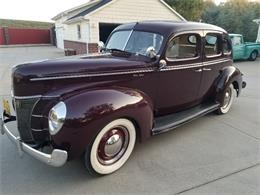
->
<box><xmin>84</xmin><ymin>119</ymin><xmax>136</xmax><ymax>175</ymax></box>
<box><xmin>249</xmin><ymin>50</ymin><xmax>258</xmax><ymax>61</ymax></box>
<box><xmin>216</xmin><ymin>84</ymin><xmax>236</xmax><ymax>114</ymax></box>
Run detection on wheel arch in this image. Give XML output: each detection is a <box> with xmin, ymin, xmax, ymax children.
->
<box><xmin>215</xmin><ymin>66</ymin><xmax>243</xmax><ymax>105</ymax></box>
<box><xmin>51</xmin><ymin>87</ymin><xmax>154</xmax><ymax>160</ymax></box>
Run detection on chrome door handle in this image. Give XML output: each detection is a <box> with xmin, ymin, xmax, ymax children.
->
<box><xmin>194</xmin><ymin>68</ymin><xmax>202</xmax><ymax>72</ymax></box>
<box><xmin>203</xmin><ymin>68</ymin><xmax>212</xmax><ymax>71</ymax></box>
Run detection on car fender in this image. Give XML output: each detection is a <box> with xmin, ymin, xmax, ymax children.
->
<box><xmin>51</xmin><ymin>87</ymin><xmax>154</xmax><ymax>160</ymax></box>
<box><xmin>245</xmin><ymin>44</ymin><xmax>260</xmax><ymax>58</ymax></box>
<box><xmin>215</xmin><ymin>66</ymin><xmax>243</xmax><ymax>105</ymax></box>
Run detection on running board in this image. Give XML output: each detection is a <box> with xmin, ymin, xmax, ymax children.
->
<box><xmin>152</xmin><ymin>102</ymin><xmax>220</xmax><ymax>135</ymax></box>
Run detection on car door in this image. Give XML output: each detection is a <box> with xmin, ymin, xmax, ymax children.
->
<box><xmin>231</xmin><ymin>35</ymin><xmax>245</xmax><ymax>59</ymax></box>
<box><xmin>198</xmin><ymin>31</ymin><xmax>232</xmax><ymax>100</ymax></box>
<box><xmin>156</xmin><ymin>31</ymin><xmax>203</xmax><ymax>116</ymax></box>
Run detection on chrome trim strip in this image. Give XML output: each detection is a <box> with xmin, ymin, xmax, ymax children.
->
<box><xmin>1</xmin><ymin>115</ymin><xmax>67</xmax><ymax>167</ymax></box>
<box><xmin>31</xmin><ymin>114</ymin><xmax>45</xmax><ymax>118</ymax></box>
<box><xmin>29</xmin><ymin>59</ymin><xmax>232</xmax><ymax>81</ymax></box>
<box><xmin>166</xmin><ymin>56</ymin><xmax>200</xmax><ymax>62</ymax></box>
<box><xmin>161</xmin><ymin>63</ymin><xmax>203</xmax><ymax>71</ymax></box>
<box><xmin>31</xmin><ymin>128</ymin><xmax>48</xmax><ymax>132</ymax></box>
<box><xmin>30</xmin><ymin>68</ymin><xmax>155</xmax><ymax>81</ymax></box>
<box><xmin>14</xmin><ymin>95</ymin><xmax>42</xmax><ymax>100</ymax></box>
<box><xmin>204</xmin><ymin>58</ymin><xmax>231</xmax><ymax>65</ymax></box>
<box><xmin>14</xmin><ymin>95</ymin><xmax>59</xmax><ymax>100</ymax></box>
<box><xmin>206</xmin><ymin>53</ymin><xmax>222</xmax><ymax>59</ymax></box>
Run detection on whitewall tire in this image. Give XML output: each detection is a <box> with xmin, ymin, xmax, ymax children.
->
<box><xmin>85</xmin><ymin>119</ymin><xmax>136</xmax><ymax>175</ymax></box>
<box><xmin>217</xmin><ymin>84</ymin><xmax>236</xmax><ymax>114</ymax></box>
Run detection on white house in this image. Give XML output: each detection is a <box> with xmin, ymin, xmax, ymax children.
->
<box><xmin>52</xmin><ymin>0</ymin><xmax>185</xmax><ymax>54</ymax></box>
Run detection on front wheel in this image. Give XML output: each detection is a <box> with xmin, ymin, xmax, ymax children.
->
<box><xmin>249</xmin><ymin>51</ymin><xmax>258</xmax><ymax>61</ymax></box>
<box><xmin>216</xmin><ymin>84</ymin><xmax>236</xmax><ymax>114</ymax></box>
<box><xmin>84</xmin><ymin>118</ymin><xmax>136</xmax><ymax>175</ymax></box>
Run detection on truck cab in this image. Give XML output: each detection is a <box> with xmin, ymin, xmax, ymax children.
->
<box><xmin>229</xmin><ymin>33</ymin><xmax>260</xmax><ymax>61</ymax></box>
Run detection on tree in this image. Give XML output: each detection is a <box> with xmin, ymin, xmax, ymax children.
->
<box><xmin>165</xmin><ymin>0</ymin><xmax>204</xmax><ymax>21</ymax></box>
<box><xmin>202</xmin><ymin>0</ymin><xmax>260</xmax><ymax>41</ymax></box>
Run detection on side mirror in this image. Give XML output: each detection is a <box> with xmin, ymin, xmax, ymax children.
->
<box><xmin>146</xmin><ymin>46</ymin><xmax>157</xmax><ymax>59</ymax></box>
<box><xmin>98</xmin><ymin>41</ymin><xmax>105</xmax><ymax>53</ymax></box>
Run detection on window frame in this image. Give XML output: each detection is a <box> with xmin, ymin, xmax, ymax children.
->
<box><xmin>223</xmin><ymin>34</ymin><xmax>232</xmax><ymax>56</ymax></box>
<box><xmin>204</xmin><ymin>32</ymin><xmax>222</xmax><ymax>59</ymax></box>
<box><xmin>165</xmin><ymin>31</ymin><xmax>202</xmax><ymax>62</ymax></box>
<box><xmin>77</xmin><ymin>24</ymin><xmax>81</xmax><ymax>40</ymax></box>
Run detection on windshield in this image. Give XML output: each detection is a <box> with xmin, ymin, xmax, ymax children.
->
<box><xmin>106</xmin><ymin>30</ymin><xmax>164</xmax><ymax>56</ymax></box>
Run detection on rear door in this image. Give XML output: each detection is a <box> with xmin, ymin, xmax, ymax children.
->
<box><xmin>156</xmin><ymin>31</ymin><xmax>203</xmax><ymax>115</ymax></box>
<box><xmin>198</xmin><ymin>31</ymin><xmax>232</xmax><ymax>101</ymax></box>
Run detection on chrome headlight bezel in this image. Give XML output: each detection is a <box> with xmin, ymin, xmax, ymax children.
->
<box><xmin>48</xmin><ymin>101</ymin><xmax>67</xmax><ymax>135</ymax></box>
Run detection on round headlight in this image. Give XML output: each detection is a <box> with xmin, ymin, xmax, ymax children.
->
<box><xmin>48</xmin><ymin>101</ymin><xmax>67</xmax><ymax>135</ymax></box>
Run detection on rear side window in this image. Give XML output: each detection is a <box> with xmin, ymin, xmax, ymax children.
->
<box><xmin>223</xmin><ymin>35</ymin><xmax>232</xmax><ymax>54</ymax></box>
<box><xmin>166</xmin><ymin>33</ymin><xmax>200</xmax><ymax>60</ymax></box>
<box><xmin>205</xmin><ymin>33</ymin><xmax>222</xmax><ymax>57</ymax></box>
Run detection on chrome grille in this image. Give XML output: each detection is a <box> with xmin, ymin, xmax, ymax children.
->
<box><xmin>15</xmin><ymin>98</ymin><xmax>40</xmax><ymax>142</ymax></box>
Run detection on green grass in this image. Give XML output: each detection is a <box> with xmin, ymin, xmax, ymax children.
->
<box><xmin>0</xmin><ymin>19</ymin><xmax>54</xmax><ymax>29</ymax></box>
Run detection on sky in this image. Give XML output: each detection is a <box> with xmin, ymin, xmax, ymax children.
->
<box><xmin>0</xmin><ymin>0</ymin><xmax>253</xmax><ymax>23</ymax></box>
<box><xmin>0</xmin><ymin>0</ymin><xmax>91</xmax><ymax>22</ymax></box>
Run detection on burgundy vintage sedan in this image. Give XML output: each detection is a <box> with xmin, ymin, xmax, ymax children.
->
<box><xmin>1</xmin><ymin>21</ymin><xmax>246</xmax><ymax>175</ymax></box>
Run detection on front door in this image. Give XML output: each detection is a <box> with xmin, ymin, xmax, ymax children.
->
<box><xmin>156</xmin><ymin>32</ymin><xmax>203</xmax><ymax>116</ymax></box>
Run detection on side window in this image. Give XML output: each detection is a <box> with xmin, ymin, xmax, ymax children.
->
<box><xmin>205</xmin><ymin>33</ymin><xmax>221</xmax><ymax>57</ymax></box>
<box><xmin>166</xmin><ymin>33</ymin><xmax>200</xmax><ymax>60</ymax></box>
<box><xmin>223</xmin><ymin>35</ymin><xmax>232</xmax><ymax>54</ymax></box>
<box><xmin>231</xmin><ymin>36</ymin><xmax>242</xmax><ymax>46</ymax></box>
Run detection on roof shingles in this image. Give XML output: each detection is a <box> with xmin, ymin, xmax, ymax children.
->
<box><xmin>68</xmin><ymin>0</ymin><xmax>113</xmax><ymax>21</ymax></box>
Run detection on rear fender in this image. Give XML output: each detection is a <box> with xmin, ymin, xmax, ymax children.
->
<box><xmin>51</xmin><ymin>87</ymin><xmax>154</xmax><ymax>159</ymax></box>
<box><xmin>215</xmin><ymin>66</ymin><xmax>243</xmax><ymax>105</ymax></box>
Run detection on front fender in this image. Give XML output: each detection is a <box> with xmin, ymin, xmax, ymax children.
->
<box><xmin>215</xmin><ymin>66</ymin><xmax>243</xmax><ymax>105</ymax></box>
<box><xmin>52</xmin><ymin>87</ymin><xmax>154</xmax><ymax>160</ymax></box>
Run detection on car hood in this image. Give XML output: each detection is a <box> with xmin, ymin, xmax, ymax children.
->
<box><xmin>12</xmin><ymin>54</ymin><xmax>149</xmax><ymax>81</ymax></box>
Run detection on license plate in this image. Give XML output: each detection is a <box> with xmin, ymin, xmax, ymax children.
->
<box><xmin>3</xmin><ymin>99</ymin><xmax>11</xmax><ymax>116</ymax></box>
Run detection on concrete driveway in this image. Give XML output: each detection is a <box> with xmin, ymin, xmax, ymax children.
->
<box><xmin>0</xmin><ymin>46</ymin><xmax>259</xmax><ymax>195</ymax></box>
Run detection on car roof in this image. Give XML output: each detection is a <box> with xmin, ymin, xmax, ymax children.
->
<box><xmin>229</xmin><ymin>33</ymin><xmax>242</xmax><ymax>37</ymax></box>
<box><xmin>114</xmin><ymin>21</ymin><xmax>227</xmax><ymax>37</ymax></box>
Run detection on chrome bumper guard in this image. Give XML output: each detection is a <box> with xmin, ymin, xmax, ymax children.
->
<box><xmin>0</xmin><ymin>113</ymin><xmax>68</xmax><ymax>167</ymax></box>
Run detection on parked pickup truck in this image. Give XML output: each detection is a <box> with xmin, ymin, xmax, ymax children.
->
<box><xmin>229</xmin><ymin>33</ymin><xmax>260</xmax><ymax>61</ymax></box>
<box><xmin>1</xmin><ymin>21</ymin><xmax>246</xmax><ymax>176</ymax></box>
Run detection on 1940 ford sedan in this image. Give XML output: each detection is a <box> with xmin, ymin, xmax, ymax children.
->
<box><xmin>1</xmin><ymin>21</ymin><xmax>246</xmax><ymax>175</ymax></box>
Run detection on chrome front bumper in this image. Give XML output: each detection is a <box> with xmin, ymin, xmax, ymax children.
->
<box><xmin>0</xmin><ymin>113</ymin><xmax>68</xmax><ymax>167</ymax></box>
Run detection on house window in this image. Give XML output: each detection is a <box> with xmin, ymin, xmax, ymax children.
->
<box><xmin>77</xmin><ymin>24</ymin><xmax>81</xmax><ymax>39</ymax></box>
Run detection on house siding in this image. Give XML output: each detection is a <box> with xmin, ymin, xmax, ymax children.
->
<box><xmin>54</xmin><ymin>0</ymin><xmax>184</xmax><ymax>53</ymax></box>
<box><xmin>87</xmin><ymin>0</ymin><xmax>183</xmax><ymax>43</ymax></box>
<box><xmin>64</xmin><ymin>22</ymin><xmax>90</xmax><ymax>43</ymax></box>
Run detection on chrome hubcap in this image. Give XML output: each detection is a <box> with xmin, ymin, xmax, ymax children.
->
<box><xmin>104</xmin><ymin>134</ymin><xmax>123</xmax><ymax>157</ymax></box>
<box><xmin>252</xmin><ymin>52</ymin><xmax>256</xmax><ymax>59</ymax></box>
<box><xmin>222</xmin><ymin>88</ymin><xmax>231</xmax><ymax>109</ymax></box>
<box><xmin>97</xmin><ymin>126</ymin><xmax>129</xmax><ymax>165</ymax></box>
